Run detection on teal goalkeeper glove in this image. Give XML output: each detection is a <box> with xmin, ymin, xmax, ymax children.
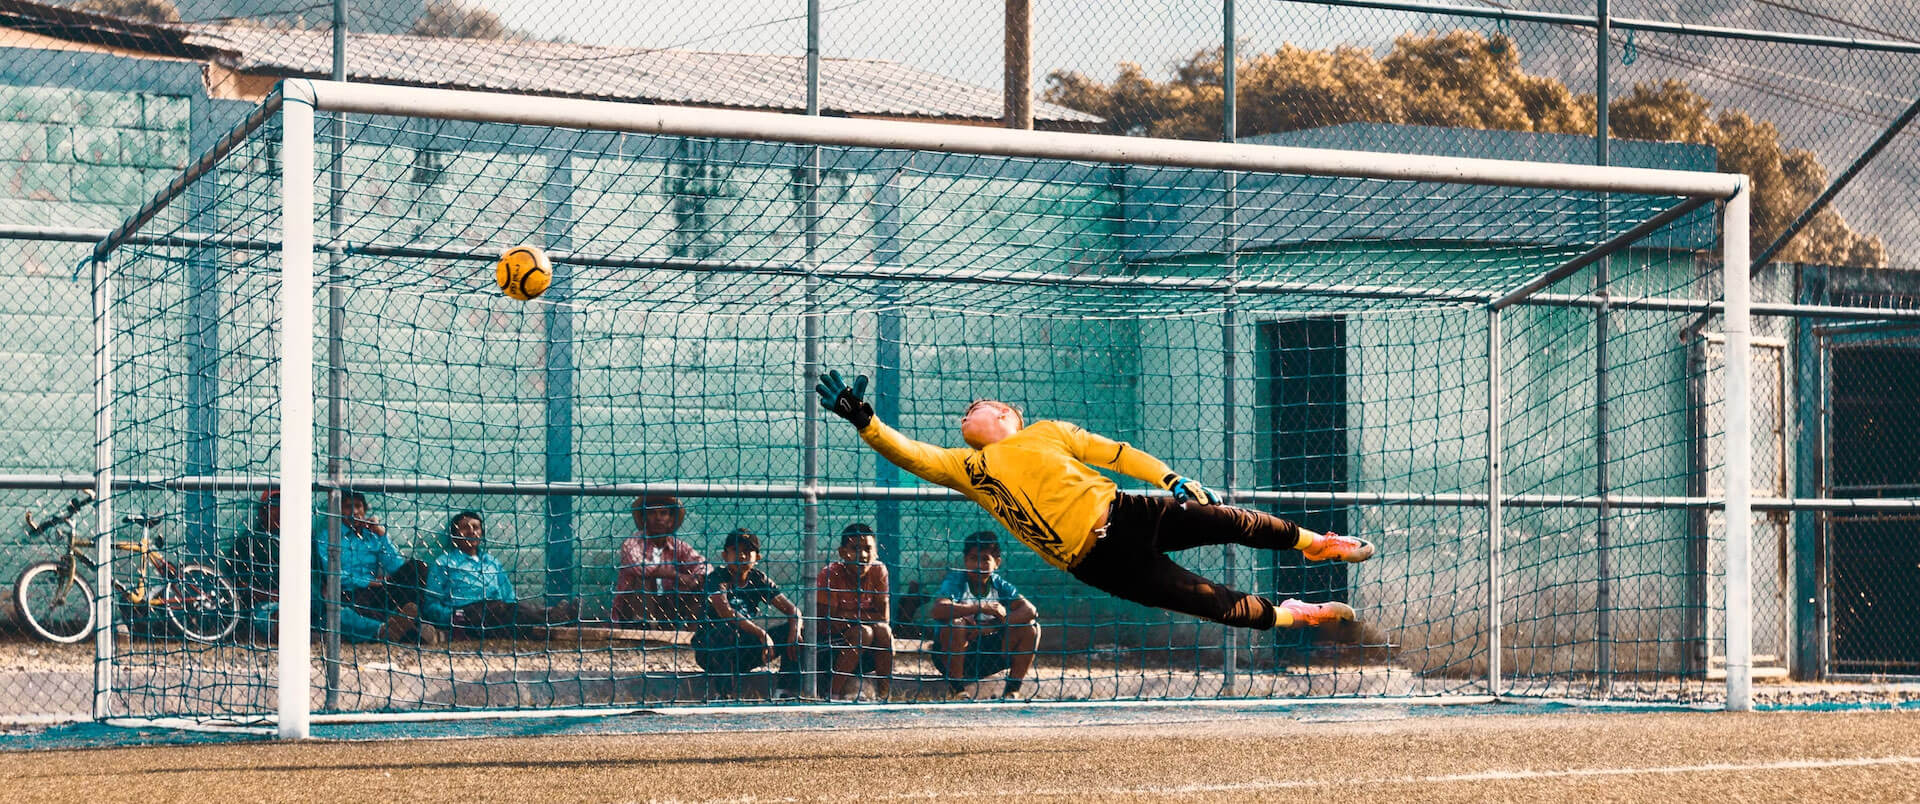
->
<box><xmin>1162</xmin><ymin>473</ymin><xmax>1215</xmax><ymax>506</ymax></box>
<box><xmin>815</xmin><ymin>370</ymin><xmax>874</xmax><ymax>428</ymax></box>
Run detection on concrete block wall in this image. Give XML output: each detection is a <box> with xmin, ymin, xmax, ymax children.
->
<box><xmin>0</xmin><ymin>79</ymin><xmax>197</xmax><ymax>594</ymax></box>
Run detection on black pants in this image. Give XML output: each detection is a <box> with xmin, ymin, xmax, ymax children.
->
<box><xmin>345</xmin><ymin>558</ymin><xmax>428</xmax><ymax>619</ymax></box>
<box><xmin>692</xmin><ymin>621</ymin><xmax>800</xmax><ymax>694</ymax></box>
<box><xmin>451</xmin><ymin>599</ymin><xmax>577</xmax><ymax>637</ymax></box>
<box><xmin>1069</xmin><ymin>493</ymin><xmax>1300</xmax><ymax>630</ymax></box>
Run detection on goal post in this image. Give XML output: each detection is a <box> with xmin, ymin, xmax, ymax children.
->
<box><xmin>92</xmin><ymin>79</ymin><xmax>1752</xmax><ymax>738</ymax></box>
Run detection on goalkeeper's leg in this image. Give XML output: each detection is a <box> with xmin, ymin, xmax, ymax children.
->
<box><xmin>1115</xmin><ymin>493</ymin><xmax>1374</xmax><ymax>563</ymax></box>
<box><xmin>1071</xmin><ymin>551</ymin><xmax>1350</xmax><ymax>629</ymax></box>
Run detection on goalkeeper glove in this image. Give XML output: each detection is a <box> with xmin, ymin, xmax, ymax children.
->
<box><xmin>1161</xmin><ymin>473</ymin><xmax>1215</xmax><ymax>506</ymax></box>
<box><xmin>815</xmin><ymin>370</ymin><xmax>874</xmax><ymax>428</ymax></box>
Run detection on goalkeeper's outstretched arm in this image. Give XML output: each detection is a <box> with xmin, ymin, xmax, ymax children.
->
<box><xmin>1064</xmin><ymin>422</ymin><xmax>1217</xmax><ymax>506</ymax></box>
<box><xmin>815</xmin><ymin>370</ymin><xmax>968</xmax><ymax>490</ymax></box>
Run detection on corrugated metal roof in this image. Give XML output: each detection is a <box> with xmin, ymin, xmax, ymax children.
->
<box><xmin>177</xmin><ymin>25</ymin><xmax>1101</xmax><ymax>124</ymax></box>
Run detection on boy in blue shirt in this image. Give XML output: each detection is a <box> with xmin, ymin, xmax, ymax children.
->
<box><xmin>425</xmin><ymin>511</ymin><xmax>577</xmax><ymax>637</ymax></box>
<box><xmin>316</xmin><ymin>491</ymin><xmax>429</xmax><ymax>623</ymax></box>
<box><xmin>930</xmin><ymin>531</ymin><xmax>1041</xmax><ymax>699</ymax></box>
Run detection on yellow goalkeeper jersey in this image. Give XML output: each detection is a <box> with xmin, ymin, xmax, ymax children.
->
<box><xmin>857</xmin><ymin>419</ymin><xmax>1176</xmax><ymax>570</ymax></box>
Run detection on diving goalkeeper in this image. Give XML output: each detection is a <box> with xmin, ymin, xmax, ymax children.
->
<box><xmin>815</xmin><ymin>370</ymin><xmax>1373</xmax><ymax>631</ymax></box>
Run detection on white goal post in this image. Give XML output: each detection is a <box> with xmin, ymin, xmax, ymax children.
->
<box><xmin>105</xmin><ymin>78</ymin><xmax>1753</xmax><ymax>739</ymax></box>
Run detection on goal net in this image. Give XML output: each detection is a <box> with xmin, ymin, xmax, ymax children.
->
<box><xmin>89</xmin><ymin>81</ymin><xmax>1751</xmax><ymax>734</ymax></box>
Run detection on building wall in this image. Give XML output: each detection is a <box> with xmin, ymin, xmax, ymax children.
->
<box><xmin>0</xmin><ymin>48</ymin><xmax>256</xmax><ymax>610</ymax></box>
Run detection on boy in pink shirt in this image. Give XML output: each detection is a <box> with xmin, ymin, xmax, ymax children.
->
<box><xmin>816</xmin><ymin>523</ymin><xmax>892</xmax><ymax>699</ymax></box>
<box><xmin>613</xmin><ymin>494</ymin><xmax>711</xmax><ymax>627</ymax></box>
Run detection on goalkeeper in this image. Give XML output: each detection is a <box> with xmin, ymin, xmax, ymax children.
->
<box><xmin>816</xmin><ymin>370</ymin><xmax>1373</xmax><ymax>631</ymax></box>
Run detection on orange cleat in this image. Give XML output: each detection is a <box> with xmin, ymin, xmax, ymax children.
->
<box><xmin>1278</xmin><ymin>598</ymin><xmax>1356</xmax><ymax>628</ymax></box>
<box><xmin>1300</xmin><ymin>531</ymin><xmax>1374</xmax><ymax>563</ymax></box>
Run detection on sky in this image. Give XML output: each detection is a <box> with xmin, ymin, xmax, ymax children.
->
<box><xmin>475</xmin><ymin>0</ymin><xmax>1408</xmax><ymax>87</ymax></box>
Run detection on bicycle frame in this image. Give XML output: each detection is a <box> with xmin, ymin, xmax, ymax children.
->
<box><xmin>36</xmin><ymin>512</ymin><xmax>208</xmax><ymax>612</ymax></box>
<box><xmin>113</xmin><ymin>525</ymin><xmax>196</xmax><ymax>607</ymax></box>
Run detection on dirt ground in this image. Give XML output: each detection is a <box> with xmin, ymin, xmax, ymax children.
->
<box><xmin>6</xmin><ymin>707</ymin><xmax>1920</xmax><ymax>802</ymax></box>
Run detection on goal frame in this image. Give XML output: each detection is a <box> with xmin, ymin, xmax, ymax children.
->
<box><xmin>96</xmin><ymin>79</ymin><xmax>1753</xmax><ymax>738</ymax></box>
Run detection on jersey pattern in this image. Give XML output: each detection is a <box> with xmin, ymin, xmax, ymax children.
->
<box><xmin>963</xmin><ymin>451</ymin><xmax>1070</xmax><ymax>564</ymax></box>
<box><xmin>857</xmin><ymin>419</ymin><xmax>1178</xmax><ymax>570</ymax></box>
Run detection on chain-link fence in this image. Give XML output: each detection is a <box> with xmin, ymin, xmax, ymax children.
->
<box><xmin>4</xmin><ymin>0</ymin><xmax>1920</xmax><ymax>721</ymax></box>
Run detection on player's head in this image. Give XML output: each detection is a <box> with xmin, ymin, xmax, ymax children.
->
<box><xmin>721</xmin><ymin>527</ymin><xmax>761</xmax><ymax>570</ymax></box>
<box><xmin>450</xmin><ymin>510</ymin><xmax>483</xmax><ymax>555</ymax></box>
<box><xmin>961</xmin><ymin>530</ymin><xmax>1001</xmax><ymax>576</ymax></box>
<box><xmin>960</xmin><ymin>399</ymin><xmax>1024</xmax><ymax>449</ymax></box>
<box><xmin>838</xmin><ymin>522</ymin><xmax>877</xmax><ymax>565</ymax></box>
<box><xmin>341</xmin><ymin>490</ymin><xmax>370</xmax><ymax>519</ymax></box>
<box><xmin>631</xmin><ymin>493</ymin><xmax>684</xmax><ymax>535</ymax></box>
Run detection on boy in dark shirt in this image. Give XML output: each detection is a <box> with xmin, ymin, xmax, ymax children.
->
<box><xmin>693</xmin><ymin>528</ymin><xmax>803</xmax><ymax>698</ymax></box>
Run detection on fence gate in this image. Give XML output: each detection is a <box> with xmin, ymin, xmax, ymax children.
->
<box><xmin>1820</xmin><ymin>325</ymin><xmax>1920</xmax><ymax>676</ymax></box>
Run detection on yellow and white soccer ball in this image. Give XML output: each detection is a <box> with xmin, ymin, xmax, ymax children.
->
<box><xmin>495</xmin><ymin>244</ymin><xmax>552</xmax><ymax>301</ymax></box>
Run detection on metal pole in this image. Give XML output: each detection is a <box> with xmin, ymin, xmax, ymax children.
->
<box><xmin>322</xmin><ymin>0</ymin><xmax>348</xmax><ymax>710</ymax></box>
<box><xmin>89</xmin><ymin>255</ymin><xmax>115</xmax><ymax>721</ymax></box>
<box><xmin>332</xmin><ymin>0</ymin><xmax>345</xmax><ymax>80</ymax></box>
<box><xmin>1487</xmin><ymin>307</ymin><xmax>1503</xmax><ymax>698</ymax></box>
<box><xmin>1219</xmin><ymin>0</ymin><xmax>1239</xmax><ymax>693</ymax></box>
<box><xmin>1723</xmin><ymin>183</ymin><xmax>1754</xmax><ymax>712</ymax></box>
<box><xmin>542</xmin><ymin>157</ymin><xmax>578</xmax><ymax>605</ymax></box>
<box><xmin>1596</xmin><ymin>0</ymin><xmax>1610</xmax><ymax>172</ymax></box>
<box><xmin>1004</xmin><ymin>0</ymin><xmax>1033</xmax><ymax>129</ymax></box>
<box><xmin>277</xmin><ymin>89</ymin><xmax>317</xmax><ymax>740</ymax></box>
<box><xmin>1594</xmin><ymin>0</ymin><xmax>1613</xmax><ymax>695</ymax></box>
<box><xmin>300</xmin><ymin>81</ymin><xmax>1744</xmax><ymax>198</ymax></box>
<box><xmin>798</xmin><ymin>0</ymin><xmax>823</xmax><ymax>696</ymax></box>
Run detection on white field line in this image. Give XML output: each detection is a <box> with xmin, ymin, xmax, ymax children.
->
<box><xmin>825</xmin><ymin>754</ymin><xmax>1920</xmax><ymax>801</ymax></box>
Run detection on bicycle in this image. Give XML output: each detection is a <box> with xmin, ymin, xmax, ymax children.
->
<box><xmin>12</xmin><ymin>491</ymin><xmax>241</xmax><ymax>644</ymax></box>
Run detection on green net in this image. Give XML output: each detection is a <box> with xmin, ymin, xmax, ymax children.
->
<box><xmin>90</xmin><ymin>90</ymin><xmax>1735</xmax><ymax>721</ymax></box>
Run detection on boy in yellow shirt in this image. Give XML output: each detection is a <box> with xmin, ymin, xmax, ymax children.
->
<box><xmin>815</xmin><ymin>370</ymin><xmax>1372</xmax><ymax>631</ymax></box>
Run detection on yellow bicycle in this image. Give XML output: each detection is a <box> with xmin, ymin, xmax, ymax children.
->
<box><xmin>12</xmin><ymin>491</ymin><xmax>240</xmax><ymax>644</ymax></box>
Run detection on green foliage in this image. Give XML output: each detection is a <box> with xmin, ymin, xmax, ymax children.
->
<box><xmin>1044</xmin><ymin>30</ymin><xmax>1885</xmax><ymax>268</ymax></box>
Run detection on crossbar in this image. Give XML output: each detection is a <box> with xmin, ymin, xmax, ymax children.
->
<box><xmin>284</xmin><ymin>81</ymin><xmax>1743</xmax><ymax>199</ymax></box>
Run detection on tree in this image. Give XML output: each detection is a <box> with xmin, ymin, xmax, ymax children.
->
<box><xmin>74</xmin><ymin>0</ymin><xmax>181</xmax><ymax>24</ymax></box>
<box><xmin>1043</xmin><ymin>31</ymin><xmax>1884</xmax><ymax>268</ymax></box>
<box><xmin>1612</xmin><ymin>80</ymin><xmax>1885</xmax><ymax>267</ymax></box>
<box><xmin>409</xmin><ymin>0</ymin><xmax>507</xmax><ymax>39</ymax></box>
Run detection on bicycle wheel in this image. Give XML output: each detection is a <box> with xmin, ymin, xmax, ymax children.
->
<box><xmin>162</xmin><ymin>563</ymin><xmax>239</xmax><ymax>643</ymax></box>
<box><xmin>13</xmin><ymin>561</ymin><xmax>96</xmax><ymax>643</ymax></box>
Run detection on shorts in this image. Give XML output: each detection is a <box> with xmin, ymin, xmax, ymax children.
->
<box><xmin>939</xmin><ymin>625</ymin><xmax>1012</xmax><ymax>681</ymax></box>
<box><xmin>825</xmin><ymin>620</ymin><xmax>886</xmax><ymax>648</ymax></box>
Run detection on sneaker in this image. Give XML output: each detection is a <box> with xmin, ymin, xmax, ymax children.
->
<box><xmin>1300</xmin><ymin>531</ymin><xmax>1375</xmax><ymax>563</ymax></box>
<box><xmin>1278</xmin><ymin>598</ymin><xmax>1356</xmax><ymax>628</ymax></box>
<box><xmin>416</xmin><ymin>621</ymin><xmax>445</xmax><ymax>646</ymax></box>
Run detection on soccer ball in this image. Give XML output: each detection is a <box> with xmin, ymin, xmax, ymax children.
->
<box><xmin>495</xmin><ymin>245</ymin><xmax>552</xmax><ymax>301</ymax></box>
